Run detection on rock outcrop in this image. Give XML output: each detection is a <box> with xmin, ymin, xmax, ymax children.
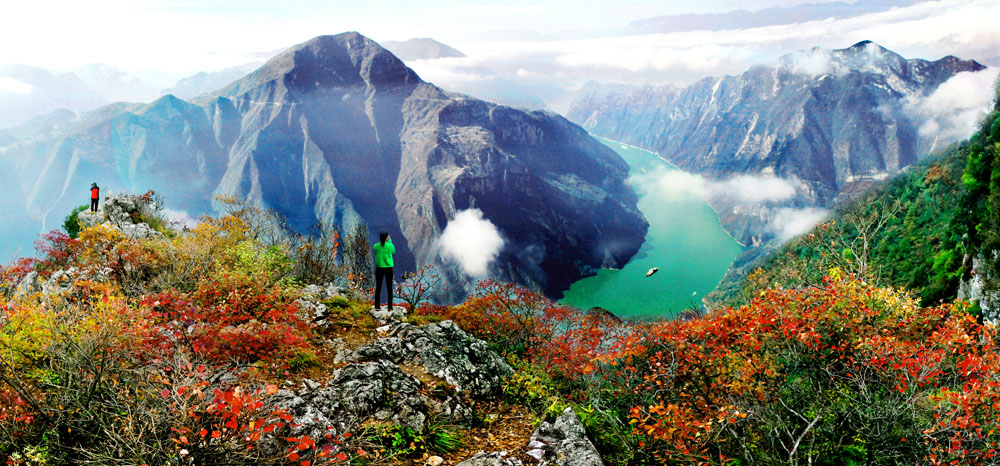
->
<box><xmin>78</xmin><ymin>192</ymin><xmax>163</xmax><ymax>240</ymax></box>
<box><xmin>959</xmin><ymin>255</ymin><xmax>1000</xmax><ymax>322</ymax></box>
<box><xmin>526</xmin><ymin>407</ymin><xmax>604</xmax><ymax>466</ymax></box>
<box><xmin>265</xmin><ymin>313</ymin><xmax>509</xmax><ymax>456</ymax></box>
<box><xmin>456</xmin><ymin>407</ymin><xmax>605</xmax><ymax>466</ymax></box>
<box><xmin>353</xmin><ymin>320</ymin><xmax>514</xmax><ymax>397</ymax></box>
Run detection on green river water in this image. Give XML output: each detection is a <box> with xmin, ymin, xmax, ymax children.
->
<box><xmin>560</xmin><ymin>138</ymin><xmax>743</xmax><ymax>319</ymax></box>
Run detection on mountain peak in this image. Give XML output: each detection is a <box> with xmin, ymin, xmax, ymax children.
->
<box><xmin>219</xmin><ymin>32</ymin><xmax>421</xmax><ymax>100</ymax></box>
<box><xmin>849</xmin><ymin>39</ymin><xmax>875</xmax><ymax>49</ymax></box>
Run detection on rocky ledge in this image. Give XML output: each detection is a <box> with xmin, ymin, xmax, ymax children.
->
<box><xmin>77</xmin><ymin>191</ymin><xmax>164</xmax><ymax>239</ymax></box>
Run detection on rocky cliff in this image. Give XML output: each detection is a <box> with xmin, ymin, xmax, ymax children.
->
<box><xmin>568</xmin><ymin>41</ymin><xmax>986</xmax><ymax>246</ymax></box>
<box><xmin>0</xmin><ymin>32</ymin><xmax>646</xmax><ymax>298</ymax></box>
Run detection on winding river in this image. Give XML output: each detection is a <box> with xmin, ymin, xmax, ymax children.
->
<box><xmin>560</xmin><ymin>138</ymin><xmax>743</xmax><ymax>319</ymax></box>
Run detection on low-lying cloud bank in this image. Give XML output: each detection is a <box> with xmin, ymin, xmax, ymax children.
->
<box><xmin>636</xmin><ymin>166</ymin><xmax>827</xmax><ymax>242</ymax></box>
<box><xmin>636</xmin><ymin>167</ymin><xmax>802</xmax><ymax>205</ymax></box>
<box><xmin>768</xmin><ymin>207</ymin><xmax>829</xmax><ymax>242</ymax></box>
<box><xmin>438</xmin><ymin>209</ymin><xmax>505</xmax><ymax>277</ymax></box>
<box><xmin>907</xmin><ymin>67</ymin><xmax>1000</xmax><ymax>145</ymax></box>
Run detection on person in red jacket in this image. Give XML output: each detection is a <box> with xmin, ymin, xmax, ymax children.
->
<box><xmin>90</xmin><ymin>182</ymin><xmax>99</xmax><ymax>213</ymax></box>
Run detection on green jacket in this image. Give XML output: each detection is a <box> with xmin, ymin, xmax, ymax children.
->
<box><xmin>373</xmin><ymin>239</ymin><xmax>395</xmax><ymax>268</ymax></box>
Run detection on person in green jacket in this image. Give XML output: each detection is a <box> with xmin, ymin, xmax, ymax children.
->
<box><xmin>373</xmin><ymin>231</ymin><xmax>395</xmax><ymax>310</ymax></box>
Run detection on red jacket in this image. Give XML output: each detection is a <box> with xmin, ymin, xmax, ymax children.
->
<box><xmin>91</xmin><ymin>187</ymin><xmax>99</xmax><ymax>199</ymax></box>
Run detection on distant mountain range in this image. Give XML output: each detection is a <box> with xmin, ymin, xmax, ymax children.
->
<box><xmin>382</xmin><ymin>38</ymin><xmax>466</xmax><ymax>61</ymax></box>
<box><xmin>0</xmin><ymin>65</ymin><xmax>105</xmax><ymax>129</ymax></box>
<box><xmin>159</xmin><ymin>62</ymin><xmax>263</xmax><ymax>99</ymax></box>
<box><xmin>0</xmin><ymin>32</ymin><xmax>647</xmax><ymax>298</ymax></box>
<box><xmin>569</xmin><ymin>41</ymin><xmax>987</xmax><ymax>248</ymax></box>
<box><xmin>627</xmin><ymin>0</ymin><xmax>930</xmax><ymax>34</ymax></box>
<box><xmin>382</xmin><ymin>37</ymin><xmax>547</xmax><ymax>111</ymax></box>
<box><xmin>75</xmin><ymin>63</ymin><xmax>158</xmax><ymax>103</ymax></box>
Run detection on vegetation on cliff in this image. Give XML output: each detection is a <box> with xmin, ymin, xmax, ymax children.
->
<box><xmin>716</xmin><ymin>86</ymin><xmax>1000</xmax><ymax>316</ymax></box>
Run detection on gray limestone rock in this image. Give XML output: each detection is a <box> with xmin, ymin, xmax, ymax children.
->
<box><xmin>301</xmin><ymin>283</ymin><xmax>349</xmax><ymax>301</ymax></box>
<box><xmin>354</xmin><ymin>320</ymin><xmax>513</xmax><ymax>398</ymax></box>
<box><xmin>958</xmin><ymin>255</ymin><xmax>1000</xmax><ymax>322</ymax></box>
<box><xmin>77</xmin><ymin>210</ymin><xmax>104</xmax><ymax>229</ymax></box>
<box><xmin>370</xmin><ymin>305</ymin><xmax>407</xmax><ymax>324</ymax></box>
<box><xmin>457</xmin><ymin>451</ymin><xmax>523</xmax><ymax>466</ymax></box>
<box><xmin>526</xmin><ymin>408</ymin><xmax>603</xmax><ymax>466</ymax></box>
<box><xmin>15</xmin><ymin>271</ymin><xmax>40</xmax><ymax>297</ymax></box>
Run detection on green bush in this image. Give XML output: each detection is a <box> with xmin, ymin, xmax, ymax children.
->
<box><xmin>62</xmin><ymin>205</ymin><xmax>89</xmax><ymax>239</ymax></box>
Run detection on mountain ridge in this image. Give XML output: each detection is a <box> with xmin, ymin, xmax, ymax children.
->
<box><xmin>0</xmin><ymin>32</ymin><xmax>648</xmax><ymax>298</ymax></box>
<box><xmin>569</xmin><ymin>41</ymin><xmax>986</xmax><ymax>247</ymax></box>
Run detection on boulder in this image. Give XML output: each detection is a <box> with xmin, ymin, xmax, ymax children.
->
<box><xmin>526</xmin><ymin>408</ymin><xmax>603</xmax><ymax>466</ymax></box>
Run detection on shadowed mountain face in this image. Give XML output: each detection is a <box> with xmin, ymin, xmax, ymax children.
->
<box><xmin>0</xmin><ymin>32</ymin><xmax>647</xmax><ymax>298</ymax></box>
<box><xmin>568</xmin><ymin>41</ymin><xmax>986</xmax><ymax>246</ymax></box>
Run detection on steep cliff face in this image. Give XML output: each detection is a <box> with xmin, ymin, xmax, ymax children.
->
<box><xmin>569</xmin><ymin>41</ymin><xmax>986</xmax><ymax>245</ymax></box>
<box><xmin>0</xmin><ymin>32</ymin><xmax>646</xmax><ymax>297</ymax></box>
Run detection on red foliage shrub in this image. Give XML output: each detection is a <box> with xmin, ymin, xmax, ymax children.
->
<box><xmin>140</xmin><ymin>273</ymin><xmax>310</xmax><ymax>367</ymax></box>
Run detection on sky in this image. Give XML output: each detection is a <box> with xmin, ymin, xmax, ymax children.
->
<box><xmin>1</xmin><ymin>0</ymin><xmax>997</xmax><ymax>104</ymax></box>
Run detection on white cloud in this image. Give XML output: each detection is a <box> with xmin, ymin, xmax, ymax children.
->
<box><xmin>0</xmin><ymin>77</ymin><xmax>32</xmax><ymax>95</ymax></box>
<box><xmin>162</xmin><ymin>209</ymin><xmax>199</xmax><ymax>229</ymax></box>
<box><xmin>635</xmin><ymin>167</ymin><xmax>801</xmax><ymax>204</ymax></box>
<box><xmin>709</xmin><ymin>174</ymin><xmax>801</xmax><ymax>203</ymax></box>
<box><xmin>647</xmin><ymin>169</ymin><xmax>707</xmax><ymax>199</ymax></box>
<box><xmin>907</xmin><ymin>67</ymin><xmax>1000</xmax><ymax>142</ymax></box>
<box><xmin>768</xmin><ymin>207</ymin><xmax>828</xmax><ymax>241</ymax></box>
<box><xmin>438</xmin><ymin>209</ymin><xmax>505</xmax><ymax>277</ymax></box>
<box><xmin>779</xmin><ymin>48</ymin><xmax>846</xmax><ymax>76</ymax></box>
<box><xmin>408</xmin><ymin>57</ymin><xmax>497</xmax><ymax>84</ymax></box>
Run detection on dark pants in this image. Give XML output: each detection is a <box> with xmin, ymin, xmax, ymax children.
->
<box><xmin>90</xmin><ymin>198</ymin><xmax>98</xmax><ymax>212</ymax></box>
<box><xmin>374</xmin><ymin>267</ymin><xmax>393</xmax><ymax>309</ymax></box>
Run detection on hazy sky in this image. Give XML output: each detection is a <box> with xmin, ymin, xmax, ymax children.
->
<box><xmin>1</xmin><ymin>0</ymin><xmax>997</xmax><ymax>101</ymax></box>
<box><xmin>5</xmin><ymin>0</ymin><xmax>992</xmax><ymax>72</ymax></box>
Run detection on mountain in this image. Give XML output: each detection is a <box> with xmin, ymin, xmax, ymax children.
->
<box><xmin>716</xmin><ymin>89</ymin><xmax>1000</xmax><ymax>320</ymax></box>
<box><xmin>627</xmin><ymin>0</ymin><xmax>927</xmax><ymax>34</ymax></box>
<box><xmin>75</xmin><ymin>63</ymin><xmax>159</xmax><ymax>103</ymax></box>
<box><xmin>382</xmin><ymin>38</ymin><xmax>466</xmax><ymax>61</ymax></box>
<box><xmin>568</xmin><ymin>41</ymin><xmax>987</xmax><ymax>247</ymax></box>
<box><xmin>160</xmin><ymin>62</ymin><xmax>264</xmax><ymax>99</ymax></box>
<box><xmin>0</xmin><ymin>32</ymin><xmax>647</xmax><ymax>298</ymax></box>
<box><xmin>0</xmin><ymin>65</ymin><xmax>105</xmax><ymax>129</ymax></box>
